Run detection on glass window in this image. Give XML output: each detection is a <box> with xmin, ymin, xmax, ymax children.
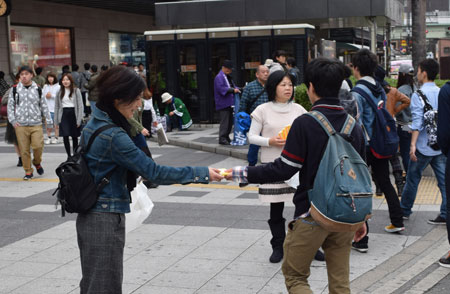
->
<box><xmin>109</xmin><ymin>32</ymin><xmax>146</xmax><ymax>66</ymax></box>
<box><xmin>10</xmin><ymin>25</ymin><xmax>72</xmax><ymax>74</ymax></box>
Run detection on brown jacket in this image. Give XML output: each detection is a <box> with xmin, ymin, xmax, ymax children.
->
<box><xmin>386</xmin><ymin>87</ymin><xmax>410</xmax><ymax>117</ymax></box>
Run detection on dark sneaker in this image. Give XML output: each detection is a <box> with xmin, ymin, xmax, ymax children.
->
<box><xmin>375</xmin><ymin>186</ymin><xmax>382</xmax><ymax>196</ymax></box>
<box><xmin>314</xmin><ymin>250</ymin><xmax>325</xmax><ymax>261</ymax></box>
<box><xmin>23</xmin><ymin>173</ymin><xmax>33</xmax><ymax>180</ymax></box>
<box><xmin>239</xmin><ymin>183</ymin><xmax>249</xmax><ymax>188</ymax></box>
<box><xmin>403</xmin><ymin>215</ymin><xmax>410</xmax><ymax>220</ymax></box>
<box><xmin>17</xmin><ymin>157</ymin><xmax>22</xmax><ymax>167</ymax></box>
<box><xmin>428</xmin><ymin>215</ymin><xmax>446</xmax><ymax>225</ymax></box>
<box><xmin>439</xmin><ymin>252</ymin><xmax>450</xmax><ymax>268</ymax></box>
<box><xmin>352</xmin><ymin>242</ymin><xmax>369</xmax><ymax>253</ymax></box>
<box><xmin>34</xmin><ymin>164</ymin><xmax>44</xmax><ymax>175</ymax></box>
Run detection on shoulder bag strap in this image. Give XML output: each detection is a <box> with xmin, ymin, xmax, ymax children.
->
<box><xmin>306</xmin><ymin>110</ymin><xmax>336</xmax><ymax>137</ymax></box>
<box><xmin>84</xmin><ymin>124</ymin><xmax>117</xmax><ymax>153</ymax></box>
<box><xmin>352</xmin><ymin>86</ymin><xmax>378</xmax><ymax>111</ymax></box>
<box><xmin>247</xmin><ymin>88</ymin><xmax>266</xmax><ymax>113</ymax></box>
<box><xmin>416</xmin><ymin>90</ymin><xmax>433</xmax><ymax>112</ymax></box>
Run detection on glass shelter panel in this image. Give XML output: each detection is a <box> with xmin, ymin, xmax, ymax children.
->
<box><xmin>178</xmin><ymin>44</ymin><xmax>200</xmax><ymax>121</ymax></box>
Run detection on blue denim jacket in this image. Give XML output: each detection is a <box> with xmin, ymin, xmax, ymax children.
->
<box><xmin>81</xmin><ymin>107</ymin><xmax>210</xmax><ymax>213</ymax></box>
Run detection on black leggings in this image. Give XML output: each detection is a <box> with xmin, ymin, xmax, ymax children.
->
<box><xmin>63</xmin><ymin>136</ymin><xmax>78</xmax><ymax>157</ymax></box>
<box><xmin>270</xmin><ymin>202</ymin><xmax>285</xmax><ymax>222</ymax></box>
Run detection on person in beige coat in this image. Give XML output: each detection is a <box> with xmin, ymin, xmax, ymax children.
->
<box><xmin>54</xmin><ymin>73</ymin><xmax>84</xmax><ymax>157</ymax></box>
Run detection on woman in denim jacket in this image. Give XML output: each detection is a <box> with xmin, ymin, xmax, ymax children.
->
<box><xmin>77</xmin><ymin>66</ymin><xmax>223</xmax><ymax>294</ymax></box>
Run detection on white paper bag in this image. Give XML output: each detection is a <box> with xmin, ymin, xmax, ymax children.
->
<box><xmin>156</xmin><ymin>124</ymin><xmax>169</xmax><ymax>146</ymax></box>
<box><xmin>126</xmin><ymin>182</ymin><xmax>154</xmax><ymax>233</ymax></box>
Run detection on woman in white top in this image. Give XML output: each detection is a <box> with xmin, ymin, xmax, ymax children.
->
<box><xmin>43</xmin><ymin>73</ymin><xmax>61</xmax><ymax>144</ymax></box>
<box><xmin>54</xmin><ymin>73</ymin><xmax>83</xmax><ymax>157</ymax></box>
<box><xmin>249</xmin><ymin>70</ymin><xmax>307</xmax><ymax>263</ymax></box>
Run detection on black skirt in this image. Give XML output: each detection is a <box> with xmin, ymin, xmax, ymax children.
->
<box><xmin>59</xmin><ymin>107</ymin><xmax>80</xmax><ymax>137</ymax></box>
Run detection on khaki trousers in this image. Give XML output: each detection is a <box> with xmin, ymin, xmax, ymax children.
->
<box><xmin>15</xmin><ymin>126</ymin><xmax>44</xmax><ymax>174</ymax></box>
<box><xmin>282</xmin><ymin>217</ymin><xmax>355</xmax><ymax>294</ymax></box>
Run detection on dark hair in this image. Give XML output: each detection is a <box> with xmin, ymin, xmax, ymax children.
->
<box><xmin>138</xmin><ymin>63</ymin><xmax>144</xmax><ymax>67</ymax></box>
<box><xmin>272</xmin><ymin>50</ymin><xmax>287</xmax><ymax>61</ymax></box>
<box><xmin>19</xmin><ymin>66</ymin><xmax>33</xmax><ymax>75</ymax></box>
<box><xmin>101</xmin><ymin>65</ymin><xmax>109</xmax><ymax>72</ymax></box>
<box><xmin>59</xmin><ymin>73</ymin><xmax>75</xmax><ymax>99</ymax></box>
<box><xmin>84</xmin><ymin>63</ymin><xmax>91</xmax><ymax>70</ymax></box>
<box><xmin>72</xmin><ymin>64</ymin><xmax>79</xmax><ymax>71</ymax></box>
<box><xmin>96</xmin><ymin>66</ymin><xmax>146</xmax><ymax>135</ymax></box>
<box><xmin>46</xmin><ymin>73</ymin><xmax>58</xmax><ymax>85</ymax></box>
<box><xmin>35</xmin><ymin>67</ymin><xmax>43</xmax><ymax>75</ymax></box>
<box><xmin>304</xmin><ymin>58</ymin><xmax>346</xmax><ymax>98</ymax></box>
<box><xmin>14</xmin><ymin>73</ymin><xmax>20</xmax><ymax>82</ymax></box>
<box><xmin>286</xmin><ymin>57</ymin><xmax>296</xmax><ymax>67</ymax></box>
<box><xmin>265</xmin><ymin>71</ymin><xmax>295</xmax><ymax>102</ymax></box>
<box><xmin>62</xmin><ymin>65</ymin><xmax>70</xmax><ymax>73</ymax></box>
<box><xmin>91</xmin><ymin>65</ymin><xmax>98</xmax><ymax>73</ymax></box>
<box><xmin>343</xmin><ymin>65</ymin><xmax>352</xmax><ymax>79</ymax></box>
<box><xmin>0</xmin><ymin>71</ymin><xmax>4</xmax><ymax>79</ymax></box>
<box><xmin>352</xmin><ymin>49</ymin><xmax>378</xmax><ymax>77</ymax></box>
<box><xmin>418</xmin><ymin>59</ymin><xmax>439</xmax><ymax>81</ymax></box>
<box><xmin>97</xmin><ymin>66</ymin><xmax>145</xmax><ymax>107</ymax></box>
<box><xmin>397</xmin><ymin>72</ymin><xmax>414</xmax><ymax>91</ymax></box>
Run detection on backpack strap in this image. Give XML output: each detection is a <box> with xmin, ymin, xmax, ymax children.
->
<box><xmin>352</xmin><ymin>86</ymin><xmax>379</xmax><ymax>111</ymax></box>
<box><xmin>13</xmin><ymin>85</ymin><xmax>18</xmax><ymax>105</ymax></box>
<box><xmin>84</xmin><ymin>124</ymin><xmax>117</xmax><ymax>153</ymax></box>
<box><xmin>307</xmin><ymin>110</ymin><xmax>336</xmax><ymax>137</ymax></box>
<box><xmin>340</xmin><ymin>115</ymin><xmax>356</xmax><ymax>135</ymax></box>
<box><xmin>416</xmin><ymin>90</ymin><xmax>433</xmax><ymax>112</ymax></box>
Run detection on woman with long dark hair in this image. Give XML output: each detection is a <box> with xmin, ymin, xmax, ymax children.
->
<box><xmin>396</xmin><ymin>64</ymin><xmax>416</xmax><ymax>173</ymax></box>
<box><xmin>43</xmin><ymin>73</ymin><xmax>60</xmax><ymax>144</ymax></box>
<box><xmin>77</xmin><ymin>66</ymin><xmax>223</xmax><ymax>294</ymax></box>
<box><xmin>54</xmin><ymin>73</ymin><xmax>83</xmax><ymax>157</ymax></box>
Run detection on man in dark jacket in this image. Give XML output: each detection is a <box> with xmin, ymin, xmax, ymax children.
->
<box><xmin>227</xmin><ymin>58</ymin><xmax>367</xmax><ymax>294</ymax></box>
<box><xmin>438</xmin><ymin>81</ymin><xmax>450</xmax><ymax>267</ymax></box>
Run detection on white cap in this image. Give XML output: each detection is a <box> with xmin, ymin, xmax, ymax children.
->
<box><xmin>264</xmin><ymin>59</ymin><xmax>274</xmax><ymax>67</ymax></box>
<box><xmin>161</xmin><ymin>92</ymin><xmax>173</xmax><ymax>103</ymax></box>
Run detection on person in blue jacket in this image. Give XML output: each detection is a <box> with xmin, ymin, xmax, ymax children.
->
<box><xmin>438</xmin><ymin>81</ymin><xmax>450</xmax><ymax>268</ymax></box>
<box><xmin>77</xmin><ymin>66</ymin><xmax>223</xmax><ymax>294</ymax></box>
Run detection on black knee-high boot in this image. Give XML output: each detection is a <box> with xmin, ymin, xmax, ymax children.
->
<box><xmin>268</xmin><ymin>218</ymin><xmax>286</xmax><ymax>263</ymax></box>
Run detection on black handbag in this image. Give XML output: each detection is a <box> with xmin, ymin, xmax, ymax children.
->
<box><xmin>53</xmin><ymin>124</ymin><xmax>117</xmax><ymax>216</ymax></box>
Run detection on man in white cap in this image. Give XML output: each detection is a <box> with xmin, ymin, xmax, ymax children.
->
<box><xmin>161</xmin><ymin>92</ymin><xmax>192</xmax><ymax>131</ymax></box>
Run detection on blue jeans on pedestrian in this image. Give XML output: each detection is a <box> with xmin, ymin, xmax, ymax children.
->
<box><xmin>400</xmin><ymin>151</ymin><xmax>447</xmax><ymax>219</ymax></box>
<box><xmin>398</xmin><ymin>126</ymin><xmax>411</xmax><ymax>173</ymax></box>
<box><xmin>247</xmin><ymin>144</ymin><xmax>260</xmax><ymax>166</ymax></box>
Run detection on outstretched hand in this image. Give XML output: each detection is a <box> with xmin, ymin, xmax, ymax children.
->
<box><xmin>224</xmin><ymin>168</ymin><xmax>233</xmax><ymax>180</ymax></box>
<box><xmin>208</xmin><ymin>168</ymin><xmax>224</xmax><ymax>182</ymax></box>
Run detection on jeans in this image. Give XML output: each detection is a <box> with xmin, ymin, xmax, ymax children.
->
<box><xmin>445</xmin><ymin>151</ymin><xmax>450</xmax><ymax>244</ymax></box>
<box><xmin>401</xmin><ymin>151</ymin><xmax>447</xmax><ymax>219</ymax></box>
<box><xmin>247</xmin><ymin>144</ymin><xmax>260</xmax><ymax>166</ymax></box>
<box><xmin>398</xmin><ymin>126</ymin><xmax>411</xmax><ymax>173</ymax></box>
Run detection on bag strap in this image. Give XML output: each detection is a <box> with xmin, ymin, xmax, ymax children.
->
<box><xmin>416</xmin><ymin>90</ymin><xmax>433</xmax><ymax>111</ymax></box>
<box><xmin>352</xmin><ymin>86</ymin><xmax>378</xmax><ymax>111</ymax></box>
<box><xmin>340</xmin><ymin>114</ymin><xmax>356</xmax><ymax>135</ymax></box>
<box><xmin>246</xmin><ymin>87</ymin><xmax>266</xmax><ymax>113</ymax></box>
<box><xmin>84</xmin><ymin>124</ymin><xmax>117</xmax><ymax>153</ymax></box>
<box><xmin>306</xmin><ymin>111</ymin><xmax>336</xmax><ymax>137</ymax></box>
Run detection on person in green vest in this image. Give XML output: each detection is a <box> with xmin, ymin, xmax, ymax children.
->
<box><xmin>161</xmin><ymin>92</ymin><xmax>192</xmax><ymax>131</ymax></box>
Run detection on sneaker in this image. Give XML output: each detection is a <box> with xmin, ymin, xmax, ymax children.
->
<box><xmin>351</xmin><ymin>242</ymin><xmax>369</xmax><ymax>253</ymax></box>
<box><xmin>314</xmin><ymin>249</ymin><xmax>325</xmax><ymax>261</ymax></box>
<box><xmin>375</xmin><ymin>186</ymin><xmax>382</xmax><ymax>196</ymax></box>
<box><xmin>17</xmin><ymin>157</ymin><xmax>22</xmax><ymax>167</ymax></box>
<box><xmin>439</xmin><ymin>252</ymin><xmax>450</xmax><ymax>268</ymax></box>
<box><xmin>51</xmin><ymin>137</ymin><xmax>58</xmax><ymax>144</ymax></box>
<box><xmin>384</xmin><ymin>224</ymin><xmax>405</xmax><ymax>233</ymax></box>
<box><xmin>34</xmin><ymin>164</ymin><xmax>44</xmax><ymax>175</ymax></box>
<box><xmin>44</xmin><ymin>138</ymin><xmax>51</xmax><ymax>145</ymax></box>
<box><xmin>402</xmin><ymin>215</ymin><xmax>410</xmax><ymax>220</ymax></box>
<box><xmin>428</xmin><ymin>215</ymin><xmax>446</xmax><ymax>225</ymax></box>
<box><xmin>23</xmin><ymin>173</ymin><xmax>33</xmax><ymax>180</ymax></box>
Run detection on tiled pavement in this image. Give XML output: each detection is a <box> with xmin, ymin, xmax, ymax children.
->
<box><xmin>0</xmin><ymin>126</ymin><xmax>449</xmax><ymax>293</ymax></box>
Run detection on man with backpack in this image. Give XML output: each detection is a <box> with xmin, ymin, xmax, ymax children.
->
<box><xmin>8</xmin><ymin>66</ymin><xmax>53</xmax><ymax>180</ymax></box>
<box><xmin>239</xmin><ymin>65</ymin><xmax>269</xmax><ymax>166</ymax></box>
<box><xmin>400</xmin><ymin>59</ymin><xmax>447</xmax><ymax>224</ymax></box>
<box><xmin>226</xmin><ymin>58</ymin><xmax>369</xmax><ymax>293</ymax></box>
<box><xmin>351</xmin><ymin>49</ymin><xmax>404</xmax><ymax>253</ymax></box>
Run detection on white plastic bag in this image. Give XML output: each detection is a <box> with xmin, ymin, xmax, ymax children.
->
<box><xmin>156</xmin><ymin>124</ymin><xmax>169</xmax><ymax>146</ymax></box>
<box><xmin>126</xmin><ymin>182</ymin><xmax>154</xmax><ymax>233</ymax></box>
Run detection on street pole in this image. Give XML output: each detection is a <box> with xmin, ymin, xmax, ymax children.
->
<box><xmin>412</xmin><ymin>0</ymin><xmax>426</xmax><ymax>72</ymax></box>
<box><xmin>5</xmin><ymin>15</ymin><xmax>13</xmax><ymax>77</ymax></box>
<box><xmin>386</xmin><ymin>22</ymin><xmax>391</xmax><ymax>77</ymax></box>
<box><xmin>369</xmin><ymin>17</ymin><xmax>377</xmax><ymax>54</ymax></box>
